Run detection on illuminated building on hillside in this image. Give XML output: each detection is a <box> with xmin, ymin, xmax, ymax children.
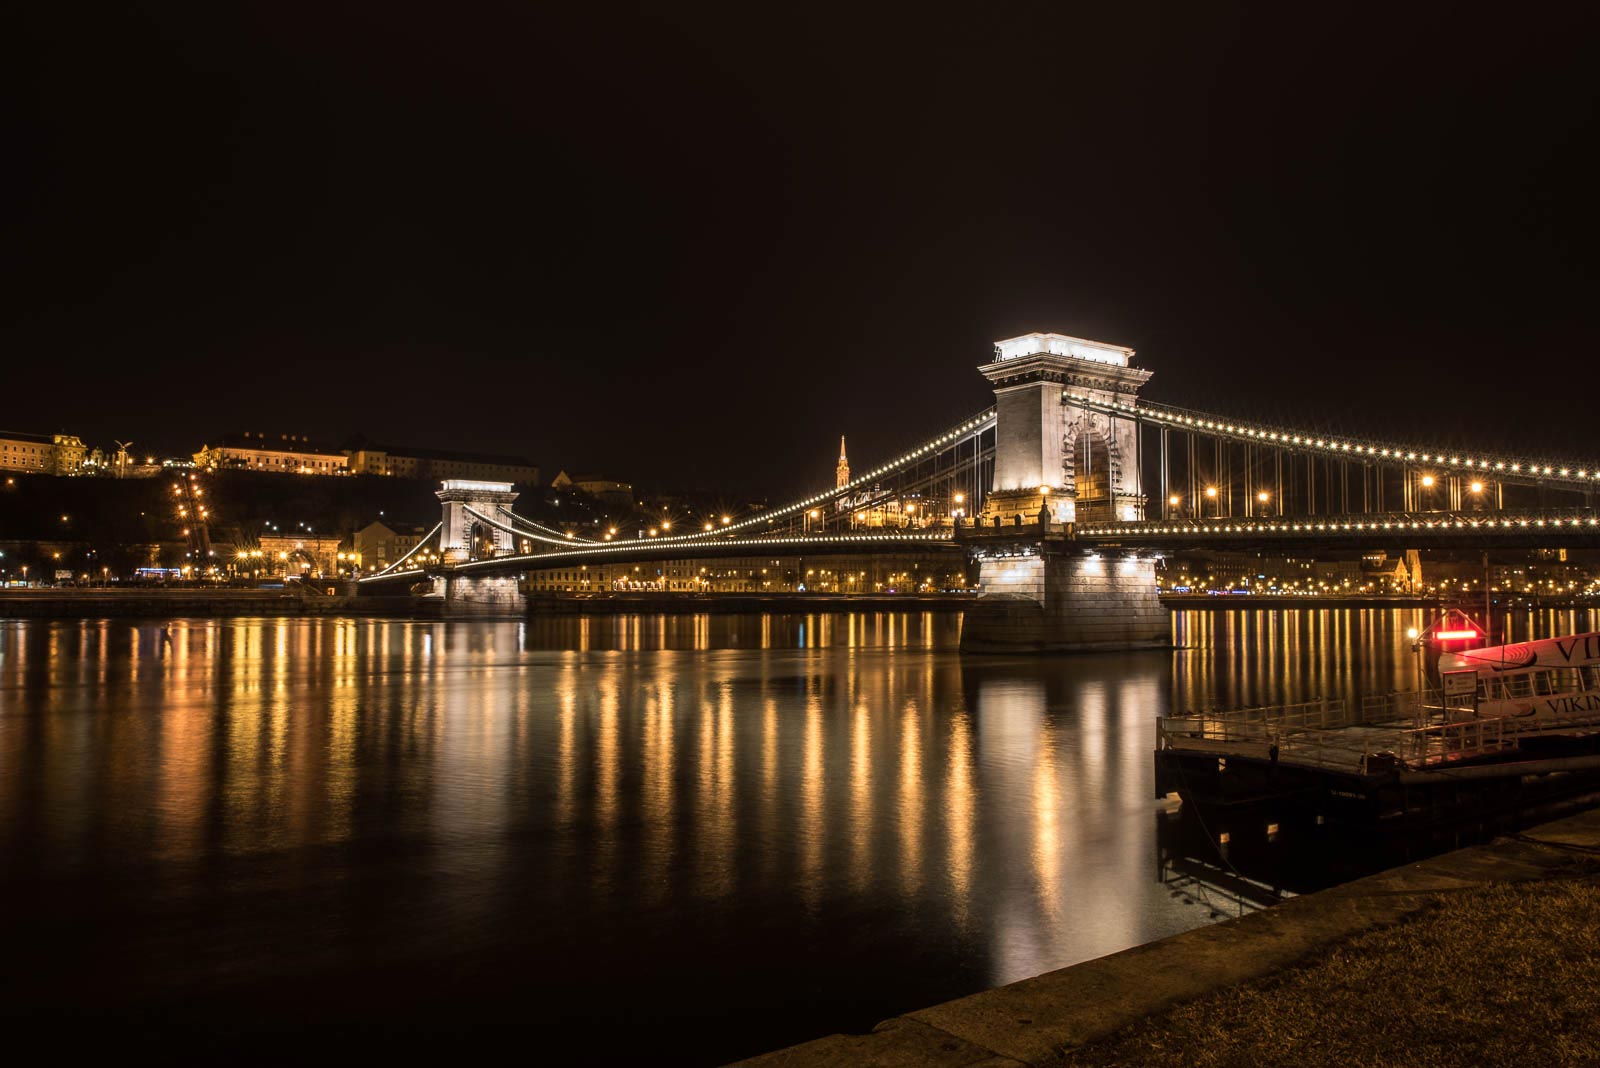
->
<box><xmin>0</xmin><ymin>431</ymin><xmax>87</xmax><ymax>475</ymax></box>
<box><xmin>345</xmin><ymin>438</ymin><xmax>539</xmax><ymax>484</ymax></box>
<box><xmin>195</xmin><ymin>433</ymin><xmax>349</xmax><ymax>474</ymax></box>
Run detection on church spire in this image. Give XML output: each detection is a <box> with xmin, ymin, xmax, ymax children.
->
<box><xmin>835</xmin><ymin>435</ymin><xmax>850</xmax><ymax>489</ymax></box>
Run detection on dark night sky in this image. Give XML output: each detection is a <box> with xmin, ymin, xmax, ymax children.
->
<box><xmin>5</xmin><ymin>3</ymin><xmax>1598</xmax><ymax>497</ymax></box>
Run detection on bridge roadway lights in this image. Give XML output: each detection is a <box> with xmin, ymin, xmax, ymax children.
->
<box><xmin>960</xmin><ymin>541</ymin><xmax>1168</xmax><ymax>654</ymax></box>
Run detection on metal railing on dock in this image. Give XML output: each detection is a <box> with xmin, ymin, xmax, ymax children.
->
<box><xmin>1163</xmin><ymin>697</ymin><xmax>1351</xmax><ymax>737</ymax></box>
<box><xmin>1158</xmin><ymin>699</ymin><xmax>1516</xmax><ymax>773</ymax></box>
<box><xmin>1395</xmin><ymin>717</ymin><xmax>1514</xmax><ymax>766</ymax></box>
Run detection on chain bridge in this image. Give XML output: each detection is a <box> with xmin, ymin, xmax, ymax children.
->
<box><xmin>359</xmin><ymin>332</ymin><xmax>1600</xmax><ymax>651</ymax></box>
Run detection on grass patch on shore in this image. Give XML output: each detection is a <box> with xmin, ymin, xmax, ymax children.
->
<box><xmin>1067</xmin><ymin>874</ymin><xmax>1600</xmax><ymax>1068</ymax></box>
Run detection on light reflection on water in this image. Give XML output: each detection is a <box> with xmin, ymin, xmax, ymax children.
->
<box><xmin>0</xmin><ymin>606</ymin><xmax>1592</xmax><ymax>1063</ymax></box>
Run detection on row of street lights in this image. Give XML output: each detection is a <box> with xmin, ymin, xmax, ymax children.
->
<box><xmin>1167</xmin><ymin>475</ymin><xmax>1490</xmax><ymax>519</ymax></box>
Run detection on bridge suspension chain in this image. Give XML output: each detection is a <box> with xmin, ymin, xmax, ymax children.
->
<box><xmin>1068</xmin><ymin>392</ymin><xmax>1600</xmax><ymax>492</ymax></box>
<box><xmin>499</xmin><ymin>508</ymin><xmax>599</xmax><ymax>543</ymax></box>
<box><xmin>367</xmin><ymin>521</ymin><xmax>442</xmax><ymax>578</ymax></box>
<box><xmin>615</xmin><ymin>407</ymin><xmax>999</xmax><ymax>549</ymax></box>
<box><xmin>462</xmin><ymin>506</ymin><xmax>586</xmax><ymax>547</ymax></box>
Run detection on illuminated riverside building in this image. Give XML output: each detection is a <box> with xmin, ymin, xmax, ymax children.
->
<box><xmin>829</xmin><ymin>436</ymin><xmax>946</xmax><ymax>528</ymax></box>
<box><xmin>525</xmin><ymin>551</ymin><xmax>970</xmax><ymax>594</ymax></box>
<box><xmin>353</xmin><ymin>521</ymin><xmax>429</xmax><ymax>570</ymax></box>
<box><xmin>0</xmin><ymin>431</ymin><xmax>87</xmax><ymax>475</ymax></box>
<box><xmin>194</xmin><ymin>433</ymin><xmax>539</xmax><ymax>483</ymax></box>
<box><xmin>1159</xmin><ymin>549</ymin><xmax>1423</xmax><ymax>594</ymax></box>
<box><xmin>345</xmin><ymin>439</ymin><xmax>539</xmax><ymax>484</ymax></box>
<box><xmin>256</xmin><ymin>533</ymin><xmax>344</xmax><ymax>578</ymax></box>
<box><xmin>194</xmin><ymin>433</ymin><xmax>349</xmax><ymax>474</ymax></box>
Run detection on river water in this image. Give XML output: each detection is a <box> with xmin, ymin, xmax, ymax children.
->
<box><xmin>0</xmin><ymin>606</ymin><xmax>1593</xmax><ymax>1063</ymax></box>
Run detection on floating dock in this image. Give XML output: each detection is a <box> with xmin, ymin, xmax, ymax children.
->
<box><xmin>1155</xmin><ymin>695</ymin><xmax>1600</xmax><ymax>828</ymax></box>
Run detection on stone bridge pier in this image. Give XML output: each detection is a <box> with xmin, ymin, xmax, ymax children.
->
<box><xmin>960</xmin><ymin>538</ymin><xmax>1168</xmax><ymax>653</ymax></box>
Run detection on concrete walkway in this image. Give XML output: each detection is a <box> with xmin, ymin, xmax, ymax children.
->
<box><xmin>733</xmin><ymin>807</ymin><xmax>1600</xmax><ymax>1067</ymax></box>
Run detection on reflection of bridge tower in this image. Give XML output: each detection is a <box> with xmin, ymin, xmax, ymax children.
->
<box><xmin>436</xmin><ymin>479</ymin><xmax>520</xmax><ymax>564</ymax></box>
<box><xmin>978</xmin><ymin>333</ymin><xmax>1151</xmax><ymax>524</ymax></box>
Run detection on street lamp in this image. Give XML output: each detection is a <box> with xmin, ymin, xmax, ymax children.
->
<box><xmin>1405</xmin><ymin>626</ymin><xmax>1426</xmax><ymax>723</ymax></box>
<box><xmin>1204</xmin><ymin>485</ymin><xmax>1218</xmax><ymax>517</ymax></box>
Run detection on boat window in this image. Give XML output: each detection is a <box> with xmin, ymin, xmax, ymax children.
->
<box><xmin>1484</xmin><ymin>676</ymin><xmax>1507</xmax><ymax>700</ymax></box>
<box><xmin>1532</xmin><ymin>672</ymin><xmax>1556</xmax><ymax>696</ymax></box>
<box><xmin>1549</xmin><ymin>669</ymin><xmax>1582</xmax><ymax>695</ymax></box>
<box><xmin>1581</xmin><ymin>665</ymin><xmax>1600</xmax><ymax>690</ymax></box>
<box><xmin>1502</xmin><ymin>674</ymin><xmax>1533</xmax><ymax>699</ymax></box>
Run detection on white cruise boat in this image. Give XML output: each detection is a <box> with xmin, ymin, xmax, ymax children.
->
<box><xmin>1438</xmin><ymin>632</ymin><xmax>1600</xmax><ymax>720</ymax></box>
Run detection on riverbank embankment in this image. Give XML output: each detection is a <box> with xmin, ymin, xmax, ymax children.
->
<box><xmin>0</xmin><ymin>588</ymin><xmax>382</xmax><ymax>618</ymax></box>
<box><xmin>736</xmin><ymin>805</ymin><xmax>1600</xmax><ymax>1067</ymax></box>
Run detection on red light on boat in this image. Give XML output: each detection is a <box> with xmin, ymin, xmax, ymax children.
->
<box><xmin>1436</xmin><ymin>629</ymin><xmax>1479</xmax><ymax>640</ymax></box>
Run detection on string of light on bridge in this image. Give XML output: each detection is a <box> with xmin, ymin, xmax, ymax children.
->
<box><xmin>463</xmin><ymin>506</ymin><xmax>587</xmax><ymax>547</ymax></box>
<box><xmin>1077</xmin><ymin>512</ymin><xmax>1600</xmax><ymax>539</ymax></box>
<box><xmin>504</xmin><ymin>512</ymin><xmax>598</xmax><ymax>543</ymax></box>
<box><xmin>451</xmin><ymin>531</ymin><xmax>954</xmax><ymax>571</ymax></box>
<box><xmin>365</xmin><ymin>521</ymin><xmax>442</xmax><ymax>578</ymax></box>
<box><xmin>519</xmin><ymin>409</ymin><xmax>997</xmax><ymax>554</ymax></box>
<box><xmin>1065</xmin><ymin>393</ymin><xmax>1600</xmax><ymax>489</ymax></box>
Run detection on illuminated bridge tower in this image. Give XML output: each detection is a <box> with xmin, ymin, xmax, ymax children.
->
<box><xmin>431</xmin><ymin>479</ymin><xmax>524</xmax><ymax>611</ymax></box>
<box><xmin>979</xmin><ymin>332</ymin><xmax>1151</xmax><ymax>524</ymax></box>
<box><xmin>963</xmin><ymin>333</ymin><xmax>1168</xmax><ymax>653</ymax></box>
<box><xmin>437</xmin><ymin>479</ymin><xmax>521</xmax><ymax>563</ymax></box>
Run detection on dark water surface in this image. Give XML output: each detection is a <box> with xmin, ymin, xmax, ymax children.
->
<box><xmin>1</xmin><ymin>607</ymin><xmax>1593</xmax><ymax>1063</ymax></box>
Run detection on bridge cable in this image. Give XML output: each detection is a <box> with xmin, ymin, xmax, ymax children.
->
<box><xmin>363</xmin><ymin>521</ymin><xmax>442</xmax><ymax>579</ymax></box>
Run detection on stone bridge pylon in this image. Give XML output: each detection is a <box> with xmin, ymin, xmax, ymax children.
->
<box><xmin>437</xmin><ymin>479</ymin><xmax>520</xmax><ymax>564</ymax></box>
<box><xmin>978</xmin><ymin>332</ymin><xmax>1151</xmax><ymax>525</ymax></box>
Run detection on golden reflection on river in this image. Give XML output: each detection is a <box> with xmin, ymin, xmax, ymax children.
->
<box><xmin>0</xmin><ymin>606</ymin><xmax>1593</xmax><ymax>1064</ymax></box>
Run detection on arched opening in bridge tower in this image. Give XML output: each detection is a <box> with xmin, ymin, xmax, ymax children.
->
<box><xmin>1072</xmin><ymin>424</ymin><xmax>1117</xmax><ymax>522</ymax></box>
<box><xmin>468</xmin><ymin>522</ymin><xmax>495</xmax><ymax>561</ymax></box>
<box><xmin>285</xmin><ymin>548</ymin><xmax>316</xmax><ymax>579</ymax></box>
